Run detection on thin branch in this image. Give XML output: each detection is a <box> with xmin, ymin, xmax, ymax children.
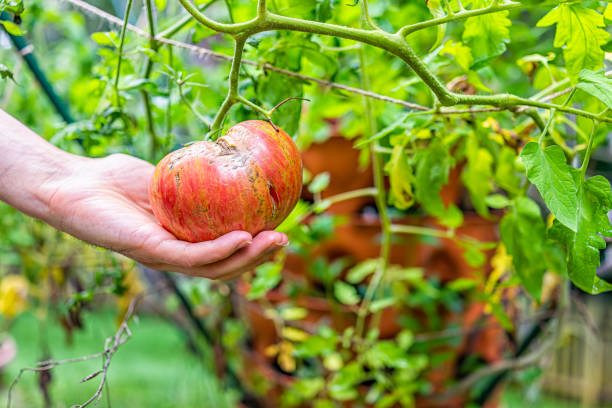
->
<box><xmin>398</xmin><ymin>1</ymin><xmax>521</xmax><ymax>36</ymax></box>
<box><xmin>209</xmin><ymin>36</ymin><xmax>247</xmax><ymax>136</ymax></box>
<box><xmin>390</xmin><ymin>224</ymin><xmax>454</xmax><ymax>239</ymax></box>
<box><xmin>176</xmin><ymin>0</ymin><xmax>247</xmax><ymax>34</ymax></box>
<box><xmin>6</xmin><ymin>296</ymin><xmax>142</xmax><ymax>408</ymax></box>
<box><xmin>158</xmin><ymin>0</ymin><xmax>216</xmax><ymax>38</ymax></box>
<box><xmin>142</xmin><ymin>0</ymin><xmax>159</xmax><ymax>160</ymax></box>
<box><xmin>178</xmin><ymin>81</ymin><xmax>211</xmax><ymax>128</ymax></box>
<box><xmin>257</xmin><ymin>0</ymin><xmax>267</xmax><ymax>18</ymax></box>
<box><xmin>537</xmin><ymin>88</ymin><xmax>577</xmax><ymax>145</ymax></box>
<box><xmin>434</xmin><ymin>337</ymin><xmax>555</xmax><ymax>401</ymax></box>
<box><xmin>113</xmin><ymin>0</ymin><xmax>134</xmax><ymax>107</ymax></box>
<box><xmin>360</xmin><ymin>0</ymin><xmax>381</xmax><ymax>31</ymax></box>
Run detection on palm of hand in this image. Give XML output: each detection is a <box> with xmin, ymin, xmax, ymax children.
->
<box><xmin>47</xmin><ymin>154</ymin><xmax>286</xmax><ymax>279</ymax></box>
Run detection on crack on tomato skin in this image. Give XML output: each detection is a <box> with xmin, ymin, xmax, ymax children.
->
<box><xmin>267</xmin><ymin>181</ymin><xmax>280</xmax><ymax>218</ymax></box>
<box><xmin>216</xmin><ymin>138</ymin><xmax>238</xmax><ymax>155</ymax></box>
<box><xmin>174</xmin><ymin>171</ymin><xmax>181</xmax><ymax>190</ymax></box>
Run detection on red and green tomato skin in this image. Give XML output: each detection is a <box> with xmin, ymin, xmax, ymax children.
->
<box><xmin>149</xmin><ymin>120</ymin><xmax>302</xmax><ymax>242</ymax></box>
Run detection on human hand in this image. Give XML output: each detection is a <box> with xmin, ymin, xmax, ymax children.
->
<box><xmin>43</xmin><ymin>153</ymin><xmax>288</xmax><ymax>279</ymax></box>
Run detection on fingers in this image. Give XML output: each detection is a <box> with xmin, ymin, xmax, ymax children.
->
<box><xmin>146</xmin><ymin>230</ymin><xmax>254</xmax><ymax>268</ymax></box>
<box><xmin>193</xmin><ymin>230</ymin><xmax>288</xmax><ymax>279</ymax></box>
<box><xmin>137</xmin><ymin>230</ymin><xmax>288</xmax><ymax>280</ymax></box>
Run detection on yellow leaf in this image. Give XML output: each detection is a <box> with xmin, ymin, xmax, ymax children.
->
<box><xmin>0</xmin><ymin>275</ymin><xmax>29</xmax><ymax>318</ymax></box>
<box><xmin>282</xmin><ymin>326</ymin><xmax>309</xmax><ymax>342</ymax></box>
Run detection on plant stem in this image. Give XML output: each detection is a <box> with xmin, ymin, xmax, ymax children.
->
<box><xmin>165</xmin><ymin>46</ymin><xmax>173</xmax><ymax>141</ymax></box>
<box><xmin>142</xmin><ymin>0</ymin><xmax>159</xmax><ymax>161</ymax></box>
<box><xmin>177</xmin><ymin>0</ymin><xmax>252</xmax><ymax>34</ymax></box>
<box><xmin>398</xmin><ymin>1</ymin><xmax>521</xmax><ymax>36</ymax></box>
<box><xmin>360</xmin><ymin>0</ymin><xmax>380</xmax><ymax>31</ymax></box>
<box><xmin>179</xmin><ymin>83</ymin><xmax>211</xmax><ymax>128</ymax></box>
<box><xmin>537</xmin><ymin>88</ymin><xmax>576</xmax><ymax>146</ymax></box>
<box><xmin>224</xmin><ymin>0</ymin><xmax>234</xmax><ymax>23</ymax></box>
<box><xmin>257</xmin><ymin>0</ymin><xmax>267</xmax><ymax>18</ymax></box>
<box><xmin>175</xmin><ymin>1</ymin><xmax>612</xmax><ymax>121</ymax></box>
<box><xmin>390</xmin><ymin>224</ymin><xmax>454</xmax><ymax>239</ymax></box>
<box><xmin>579</xmin><ymin>120</ymin><xmax>600</xmax><ymax>180</ymax></box>
<box><xmin>113</xmin><ymin>0</ymin><xmax>134</xmax><ymax>107</ymax></box>
<box><xmin>237</xmin><ymin>95</ymin><xmax>270</xmax><ymax>119</ymax></box>
<box><xmin>209</xmin><ymin>36</ymin><xmax>247</xmax><ymax>137</ymax></box>
<box><xmin>158</xmin><ymin>0</ymin><xmax>217</xmax><ymax>38</ymax></box>
<box><xmin>354</xmin><ymin>36</ymin><xmax>392</xmax><ymax>343</ymax></box>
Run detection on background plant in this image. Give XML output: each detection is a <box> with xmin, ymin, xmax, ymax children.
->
<box><xmin>1</xmin><ymin>0</ymin><xmax>612</xmax><ymax>407</ymax></box>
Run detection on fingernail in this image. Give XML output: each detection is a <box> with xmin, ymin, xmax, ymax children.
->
<box><xmin>275</xmin><ymin>240</ymin><xmax>289</xmax><ymax>247</ymax></box>
<box><xmin>239</xmin><ymin>240</ymin><xmax>252</xmax><ymax>249</ymax></box>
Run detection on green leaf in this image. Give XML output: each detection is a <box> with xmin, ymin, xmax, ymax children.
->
<box><xmin>500</xmin><ymin>197</ymin><xmax>548</xmax><ymax>299</ymax></box>
<box><xmin>91</xmin><ymin>31</ymin><xmax>119</xmax><ymax>48</ymax></box>
<box><xmin>247</xmin><ymin>262</ymin><xmax>283</xmax><ymax>300</ymax></box>
<box><xmin>440</xmin><ymin>40</ymin><xmax>473</xmax><ymax>72</ymax></box>
<box><xmin>461</xmin><ymin>138</ymin><xmax>493</xmax><ymax>217</ymax></box>
<box><xmin>520</xmin><ymin>142</ymin><xmax>578</xmax><ymax>231</ymax></box>
<box><xmin>0</xmin><ymin>20</ymin><xmax>22</xmax><ymax>35</ymax></box>
<box><xmin>488</xmin><ymin>299</ymin><xmax>514</xmax><ymax>331</ymax></box>
<box><xmin>154</xmin><ymin>0</ymin><xmax>167</xmax><ymax>11</ymax></box>
<box><xmin>415</xmin><ymin>144</ymin><xmax>463</xmax><ymax>228</ymax></box>
<box><xmin>549</xmin><ymin>175</ymin><xmax>612</xmax><ymax>294</ymax></box>
<box><xmin>462</xmin><ymin>0</ymin><xmax>511</xmax><ymax>69</ymax></box>
<box><xmin>334</xmin><ymin>281</ymin><xmax>360</xmax><ymax>306</ymax></box>
<box><xmin>0</xmin><ymin>63</ymin><xmax>14</xmax><ymax>82</ymax></box>
<box><xmin>426</xmin><ymin>0</ymin><xmax>447</xmax><ymax>51</ymax></box>
<box><xmin>346</xmin><ymin>259</ymin><xmax>381</xmax><ymax>284</ymax></box>
<box><xmin>605</xmin><ymin>4</ymin><xmax>612</xmax><ymax>21</ymax></box>
<box><xmin>537</xmin><ymin>4</ymin><xmax>609</xmax><ymax>81</ymax></box>
<box><xmin>280</xmin><ymin>307</ymin><xmax>308</xmax><ymax>320</ymax></box>
<box><xmin>485</xmin><ymin>194</ymin><xmax>511</xmax><ymax>209</ymax></box>
<box><xmin>385</xmin><ymin>145</ymin><xmax>415</xmax><ymax>210</ymax></box>
<box><xmin>370</xmin><ymin>297</ymin><xmax>396</xmax><ymax>313</ymax></box>
<box><xmin>447</xmin><ymin>277</ymin><xmax>478</xmax><ymax>291</ymax></box>
<box><xmin>575</xmin><ymin>69</ymin><xmax>612</xmax><ymax>110</ymax></box>
<box><xmin>308</xmin><ymin>172</ymin><xmax>330</xmax><ymax>194</ymax></box>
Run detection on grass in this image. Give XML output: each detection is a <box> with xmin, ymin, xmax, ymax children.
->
<box><xmin>0</xmin><ymin>310</ymin><xmax>609</xmax><ymax>408</ymax></box>
<box><xmin>0</xmin><ymin>309</ymin><xmax>237</xmax><ymax>408</ymax></box>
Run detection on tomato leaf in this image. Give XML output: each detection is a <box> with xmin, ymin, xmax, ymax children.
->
<box><xmin>247</xmin><ymin>262</ymin><xmax>283</xmax><ymax>300</ymax></box>
<box><xmin>605</xmin><ymin>3</ymin><xmax>612</xmax><ymax>21</ymax></box>
<box><xmin>334</xmin><ymin>281</ymin><xmax>360</xmax><ymax>306</ymax></box>
<box><xmin>153</xmin><ymin>0</ymin><xmax>167</xmax><ymax>11</ymax></box>
<box><xmin>520</xmin><ymin>142</ymin><xmax>578</xmax><ymax>232</ymax></box>
<box><xmin>500</xmin><ymin>197</ymin><xmax>548</xmax><ymax>299</ymax></box>
<box><xmin>426</xmin><ymin>0</ymin><xmax>447</xmax><ymax>51</ymax></box>
<box><xmin>440</xmin><ymin>40</ymin><xmax>473</xmax><ymax>72</ymax></box>
<box><xmin>462</xmin><ymin>0</ymin><xmax>511</xmax><ymax>69</ymax></box>
<box><xmin>0</xmin><ymin>63</ymin><xmax>15</xmax><ymax>82</ymax></box>
<box><xmin>549</xmin><ymin>175</ymin><xmax>612</xmax><ymax>294</ymax></box>
<box><xmin>385</xmin><ymin>145</ymin><xmax>415</xmax><ymax>210</ymax></box>
<box><xmin>537</xmin><ymin>4</ymin><xmax>609</xmax><ymax>82</ymax></box>
<box><xmin>415</xmin><ymin>144</ymin><xmax>463</xmax><ymax>228</ymax></box>
<box><xmin>575</xmin><ymin>69</ymin><xmax>612</xmax><ymax>110</ymax></box>
<box><xmin>308</xmin><ymin>172</ymin><xmax>330</xmax><ymax>194</ymax></box>
<box><xmin>461</xmin><ymin>138</ymin><xmax>493</xmax><ymax>217</ymax></box>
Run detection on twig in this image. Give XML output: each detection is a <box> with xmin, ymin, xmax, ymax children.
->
<box><xmin>113</xmin><ymin>0</ymin><xmax>134</xmax><ymax>107</ymax></box>
<box><xmin>6</xmin><ymin>295</ymin><xmax>142</xmax><ymax>408</ymax></box>
<box><xmin>434</xmin><ymin>336</ymin><xmax>555</xmax><ymax>401</ymax></box>
<box><xmin>571</xmin><ymin>292</ymin><xmax>601</xmax><ymax>338</ymax></box>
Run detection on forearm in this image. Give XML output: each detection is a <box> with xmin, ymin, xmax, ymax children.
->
<box><xmin>0</xmin><ymin>109</ymin><xmax>84</xmax><ymax>222</ymax></box>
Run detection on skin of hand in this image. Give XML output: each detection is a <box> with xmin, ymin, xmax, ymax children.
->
<box><xmin>0</xmin><ymin>109</ymin><xmax>288</xmax><ymax>279</ymax></box>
